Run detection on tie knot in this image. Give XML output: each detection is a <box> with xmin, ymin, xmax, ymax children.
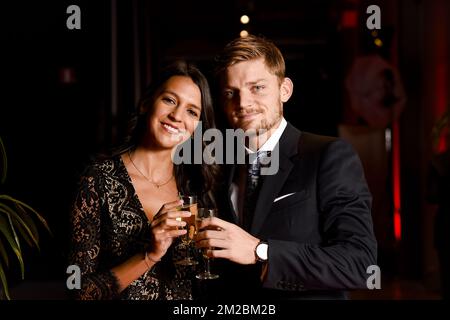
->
<box><xmin>248</xmin><ymin>150</ymin><xmax>271</xmax><ymax>166</ymax></box>
<box><xmin>247</xmin><ymin>151</ymin><xmax>272</xmax><ymax>180</ymax></box>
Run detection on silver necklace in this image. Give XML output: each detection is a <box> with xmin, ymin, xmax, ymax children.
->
<box><xmin>128</xmin><ymin>151</ymin><xmax>174</xmax><ymax>188</ymax></box>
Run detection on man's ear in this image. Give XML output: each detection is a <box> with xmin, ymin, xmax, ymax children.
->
<box><xmin>280</xmin><ymin>77</ymin><xmax>293</xmax><ymax>103</ymax></box>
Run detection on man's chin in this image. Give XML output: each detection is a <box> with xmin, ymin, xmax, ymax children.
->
<box><xmin>237</xmin><ymin>125</ymin><xmax>260</xmax><ymax>135</ymax></box>
<box><xmin>235</xmin><ymin>119</ymin><xmax>263</xmax><ymax>132</ymax></box>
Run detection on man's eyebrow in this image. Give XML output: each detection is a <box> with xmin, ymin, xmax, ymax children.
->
<box><xmin>223</xmin><ymin>79</ymin><xmax>268</xmax><ymax>89</ymax></box>
<box><xmin>245</xmin><ymin>79</ymin><xmax>268</xmax><ymax>85</ymax></box>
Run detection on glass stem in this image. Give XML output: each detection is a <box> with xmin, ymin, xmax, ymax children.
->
<box><xmin>205</xmin><ymin>255</ymin><xmax>211</xmax><ymax>274</ymax></box>
<box><xmin>186</xmin><ymin>243</ymin><xmax>190</xmax><ymax>261</ymax></box>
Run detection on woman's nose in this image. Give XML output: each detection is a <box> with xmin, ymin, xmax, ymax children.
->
<box><xmin>168</xmin><ymin>106</ymin><xmax>183</xmax><ymax>121</ymax></box>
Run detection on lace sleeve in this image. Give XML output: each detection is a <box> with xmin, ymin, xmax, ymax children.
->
<box><xmin>69</xmin><ymin>165</ymin><xmax>120</xmax><ymax>300</ymax></box>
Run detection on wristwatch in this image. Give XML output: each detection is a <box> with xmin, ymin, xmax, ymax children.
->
<box><xmin>255</xmin><ymin>240</ymin><xmax>269</xmax><ymax>263</ymax></box>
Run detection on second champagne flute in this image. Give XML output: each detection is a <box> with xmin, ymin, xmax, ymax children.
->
<box><xmin>196</xmin><ymin>208</ymin><xmax>219</xmax><ymax>280</ymax></box>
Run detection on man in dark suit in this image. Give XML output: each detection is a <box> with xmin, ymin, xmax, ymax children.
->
<box><xmin>196</xmin><ymin>35</ymin><xmax>377</xmax><ymax>300</ymax></box>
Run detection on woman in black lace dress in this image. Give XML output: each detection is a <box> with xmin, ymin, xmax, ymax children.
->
<box><xmin>69</xmin><ymin>61</ymin><xmax>219</xmax><ymax>300</ymax></box>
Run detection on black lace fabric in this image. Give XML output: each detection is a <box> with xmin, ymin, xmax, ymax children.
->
<box><xmin>69</xmin><ymin>156</ymin><xmax>194</xmax><ymax>300</ymax></box>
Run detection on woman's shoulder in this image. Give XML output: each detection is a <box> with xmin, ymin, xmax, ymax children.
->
<box><xmin>81</xmin><ymin>154</ymin><xmax>124</xmax><ymax>178</ymax></box>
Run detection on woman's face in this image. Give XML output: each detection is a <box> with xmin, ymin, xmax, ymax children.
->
<box><xmin>145</xmin><ymin>75</ymin><xmax>202</xmax><ymax>150</ymax></box>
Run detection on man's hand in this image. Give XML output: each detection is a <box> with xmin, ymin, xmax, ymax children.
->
<box><xmin>195</xmin><ymin>217</ymin><xmax>260</xmax><ymax>265</ymax></box>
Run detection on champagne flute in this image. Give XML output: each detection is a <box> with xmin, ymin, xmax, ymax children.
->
<box><xmin>196</xmin><ymin>208</ymin><xmax>219</xmax><ymax>280</ymax></box>
<box><xmin>175</xmin><ymin>194</ymin><xmax>198</xmax><ymax>266</ymax></box>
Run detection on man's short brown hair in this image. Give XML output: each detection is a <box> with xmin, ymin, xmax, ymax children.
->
<box><xmin>215</xmin><ymin>35</ymin><xmax>286</xmax><ymax>83</ymax></box>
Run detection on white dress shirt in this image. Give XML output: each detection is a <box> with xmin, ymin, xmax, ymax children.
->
<box><xmin>230</xmin><ymin>118</ymin><xmax>287</xmax><ymax>223</ymax></box>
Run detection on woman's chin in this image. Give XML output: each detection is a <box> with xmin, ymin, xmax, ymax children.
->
<box><xmin>154</xmin><ymin>135</ymin><xmax>185</xmax><ymax>150</ymax></box>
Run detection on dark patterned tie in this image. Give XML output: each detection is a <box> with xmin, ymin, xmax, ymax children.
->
<box><xmin>242</xmin><ymin>151</ymin><xmax>269</xmax><ymax>231</ymax></box>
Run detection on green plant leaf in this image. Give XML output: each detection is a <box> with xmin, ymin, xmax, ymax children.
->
<box><xmin>14</xmin><ymin>203</ymin><xmax>40</xmax><ymax>244</ymax></box>
<box><xmin>0</xmin><ymin>214</ymin><xmax>24</xmax><ymax>279</ymax></box>
<box><xmin>0</xmin><ymin>195</ymin><xmax>51</xmax><ymax>235</ymax></box>
<box><xmin>0</xmin><ymin>238</ymin><xmax>10</xmax><ymax>268</ymax></box>
<box><xmin>5</xmin><ymin>211</ymin><xmax>25</xmax><ymax>280</ymax></box>
<box><xmin>2</xmin><ymin>203</ymin><xmax>40</xmax><ymax>249</ymax></box>
<box><xmin>0</xmin><ymin>260</ymin><xmax>11</xmax><ymax>300</ymax></box>
<box><xmin>1</xmin><ymin>208</ymin><xmax>21</xmax><ymax>252</ymax></box>
<box><xmin>11</xmin><ymin>218</ymin><xmax>35</xmax><ymax>249</ymax></box>
<box><xmin>0</xmin><ymin>137</ymin><xmax>7</xmax><ymax>184</ymax></box>
<box><xmin>0</xmin><ymin>202</ymin><xmax>39</xmax><ymax>247</ymax></box>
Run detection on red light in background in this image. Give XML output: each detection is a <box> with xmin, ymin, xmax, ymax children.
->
<box><xmin>438</xmin><ymin>128</ymin><xmax>448</xmax><ymax>153</ymax></box>
<box><xmin>436</xmin><ymin>63</ymin><xmax>448</xmax><ymax>153</ymax></box>
<box><xmin>392</xmin><ymin>121</ymin><xmax>402</xmax><ymax>241</ymax></box>
<box><xmin>341</xmin><ymin>10</ymin><xmax>358</xmax><ymax>29</ymax></box>
<box><xmin>434</xmin><ymin>2</ymin><xmax>448</xmax><ymax>153</ymax></box>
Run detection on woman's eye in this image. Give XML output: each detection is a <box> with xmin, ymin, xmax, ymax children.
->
<box><xmin>187</xmin><ymin>109</ymin><xmax>199</xmax><ymax>117</ymax></box>
<box><xmin>162</xmin><ymin>97</ymin><xmax>176</xmax><ymax>104</ymax></box>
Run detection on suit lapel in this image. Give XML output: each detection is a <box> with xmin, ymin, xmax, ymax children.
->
<box><xmin>250</xmin><ymin>124</ymin><xmax>302</xmax><ymax>235</ymax></box>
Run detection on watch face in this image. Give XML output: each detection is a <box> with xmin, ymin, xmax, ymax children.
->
<box><xmin>256</xmin><ymin>243</ymin><xmax>268</xmax><ymax>261</ymax></box>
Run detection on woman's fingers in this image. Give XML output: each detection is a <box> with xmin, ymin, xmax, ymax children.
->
<box><xmin>154</xmin><ymin>228</ymin><xmax>187</xmax><ymax>241</ymax></box>
<box><xmin>153</xmin><ymin>199</ymin><xmax>184</xmax><ymax>219</ymax></box>
<box><xmin>151</xmin><ymin>210</ymin><xmax>190</xmax><ymax>227</ymax></box>
<box><xmin>166</xmin><ymin>210</ymin><xmax>191</xmax><ymax>219</ymax></box>
<box><xmin>161</xmin><ymin>199</ymin><xmax>184</xmax><ymax>211</ymax></box>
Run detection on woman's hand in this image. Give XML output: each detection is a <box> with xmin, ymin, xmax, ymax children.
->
<box><xmin>148</xmin><ymin>199</ymin><xmax>190</xmax><ymax>261</ymax></box>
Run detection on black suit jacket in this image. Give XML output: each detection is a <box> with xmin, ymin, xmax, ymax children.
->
<box><xmin>205</xmin><ymin>123</ymin><xmax>377</xmax><ymax>300</ymax></box>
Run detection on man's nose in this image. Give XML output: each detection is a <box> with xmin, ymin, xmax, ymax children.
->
<box><xmin>238</xmin><ymin>90</ymin><xmax>253</xmax><ymax>109</ymax></box>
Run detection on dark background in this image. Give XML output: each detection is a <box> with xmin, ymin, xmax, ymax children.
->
<box><xmin>1</xmin><ymin>0</ymin><xmax>449</xmax><ymax>299</ymax></box>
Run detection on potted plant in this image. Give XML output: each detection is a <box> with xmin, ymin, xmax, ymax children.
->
<box><xmin>0</xmin><ymin>137</ymin><xmax>50</xmax><ymax>299</ymax></box>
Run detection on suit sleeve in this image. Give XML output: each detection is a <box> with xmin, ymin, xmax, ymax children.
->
<box><xmin>263</xmin><ymin>139</ymin><xmax>377</xmax><ymax>290</ymax></box>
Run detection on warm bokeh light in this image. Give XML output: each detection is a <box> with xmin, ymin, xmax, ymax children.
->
<box><xmin>240</xmin><ymin>15</ymin><xmax>250</xmax><ymax>24</ymax></box>
<box><xmin>374</xmin><ymin>38</ymin><xmax>383</xmax><ymax>47</ymax></box>
<box><xmin>240</xmin><ymin>30</ymin><xmax>249</xmax><ymax>37</ymax></box>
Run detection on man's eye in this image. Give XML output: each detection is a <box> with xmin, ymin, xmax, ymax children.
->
<box><xmin>254</xmin><ymin>85</ymin><xmax>265</xmax><ymax>92</ymax></box>
<box><xmin>223</xmin><ymin>90</ymin><xmax>234</xmax><ymax>99</ymax></box>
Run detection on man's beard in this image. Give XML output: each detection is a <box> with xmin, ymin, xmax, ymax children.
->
<box><xmin>256</xmin><ymin>105</ymin><xmax>283</xmax><ymax>134</ymax></box>
<box><xmin>236</xmin><ymin>104</ymin><xmax>283</xmax><ymax>131</ymax></box>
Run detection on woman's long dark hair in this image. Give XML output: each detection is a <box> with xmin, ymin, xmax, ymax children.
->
<box><xmin>112</xmin><ymin>60</ymin><xmax>220</xmax><ymax>208</ymax></box>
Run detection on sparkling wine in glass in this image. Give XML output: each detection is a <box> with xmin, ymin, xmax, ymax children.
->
<box><xmin>175</xmin><ymin>195</ymin><xmax>198</xmax><ymax>266</ymax></box>
<box><xmin>196</xmin><ymin>208</ymin><xmax>219</xmax><ymax>280</ymax></box>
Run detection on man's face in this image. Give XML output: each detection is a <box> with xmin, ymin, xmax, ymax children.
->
<box><xmin>221</xmin><ymin>58</ymin><xmax>292</xmax><ymax>133</ymax></box>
